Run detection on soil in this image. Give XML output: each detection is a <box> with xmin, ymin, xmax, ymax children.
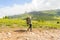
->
<box><xmin>0</xmin><ymin>28</ymin><xmax>60</xmax><ymax>40</ymax></box>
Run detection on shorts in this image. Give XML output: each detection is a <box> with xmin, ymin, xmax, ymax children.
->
<box><xmin>29</xmin><ymin>24</ymin><xmax>32</xmax><ymax>28</ymax></box>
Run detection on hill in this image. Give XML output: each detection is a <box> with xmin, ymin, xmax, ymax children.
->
<box><xmin>6</xmin><ymin>9</ymin><xmax>60</xmax><ymax>21</ymax></box>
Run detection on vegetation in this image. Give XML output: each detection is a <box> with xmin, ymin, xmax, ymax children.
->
<box><xmin>0</xmin><ymin>18</ymin><xmax>60</xmax><ymax>29</ymax></box>
<box><xmin>0</xmin><ymin>9</ymin><xmax>60</xmax><ymax>29</ymax></box>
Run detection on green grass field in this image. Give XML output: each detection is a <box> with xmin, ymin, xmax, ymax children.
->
<box><xmin>0</xmin><ymin>19</ymin><xmax>60</xmax><ymax>29</ymax></box>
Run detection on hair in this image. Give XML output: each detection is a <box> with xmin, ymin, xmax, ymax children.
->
<box><xmin>27</xmin><ymin>16</ymin><xmax>31</xmax><ymax>19</ymax></box>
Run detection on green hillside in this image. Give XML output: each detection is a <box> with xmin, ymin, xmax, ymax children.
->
<box><xmin>1</xmin><ymin>9</ymin><xmax>60</xmax><ymax>29</ymax></box>
<box><xmin>4</xmin><ymin>9</ymin><xmax>60</xmax><ymax>21</ymax></box>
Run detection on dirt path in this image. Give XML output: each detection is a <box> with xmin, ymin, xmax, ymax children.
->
<box><xmin>0</xmin><ymin>28</ymin><xmax>60</xmax><ymax>40</ymax></box>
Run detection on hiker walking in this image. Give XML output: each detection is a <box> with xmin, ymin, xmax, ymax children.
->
<box><xmin>26</xmin><ymin>16</ymin><xmax>32</xmax><ymax>32</ymax></box>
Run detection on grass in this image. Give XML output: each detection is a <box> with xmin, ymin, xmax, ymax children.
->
<box><xmin>0</xmin><ymin>18</ymin><xmax>60</xmax><ymax>29</ymax></box>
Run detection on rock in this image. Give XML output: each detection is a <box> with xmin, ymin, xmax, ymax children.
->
<box><xmin>6</xmin><ymin>32</ymin><xmax>11</xmax><ymax>38</ymax></box>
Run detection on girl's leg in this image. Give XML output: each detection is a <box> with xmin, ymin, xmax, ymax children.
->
<box><xmin>30</xmin><ymin>24</ymin><xmax>32</xmax><ymax>32</ymax></box>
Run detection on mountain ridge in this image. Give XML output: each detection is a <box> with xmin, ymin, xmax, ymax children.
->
<box><xmin>6</xmin><ymin>9</ymin><xmax>60</xmax><ymax>20</ymax></box>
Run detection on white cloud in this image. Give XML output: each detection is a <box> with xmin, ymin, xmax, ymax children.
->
<box><xmin>0</xmin><ymin>0</ymin><xmax>60</xmax><ymax>18</ymax></box>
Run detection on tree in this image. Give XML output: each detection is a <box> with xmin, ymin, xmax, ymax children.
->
<box><xmin>3</xmin><ymin>16</ymin><xmax>9</xmax><ymax>19</ymax></box>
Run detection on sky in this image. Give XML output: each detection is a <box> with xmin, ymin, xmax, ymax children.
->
<box><xmin>0</xmin><ymin>0</ymin><xmax>60</xmax><ymax>18</ymax></box>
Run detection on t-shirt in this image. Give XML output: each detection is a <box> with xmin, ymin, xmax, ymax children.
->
<box><xmin>26</xmin><ymin>17</ymin><xmax>31</xmax><ymax>24</ymax></box>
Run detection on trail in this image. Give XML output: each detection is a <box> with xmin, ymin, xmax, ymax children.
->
<box><xmin>0</xmin><ymin>28</ymin><xmax>60</xmax><ymax>40</ymax></box>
